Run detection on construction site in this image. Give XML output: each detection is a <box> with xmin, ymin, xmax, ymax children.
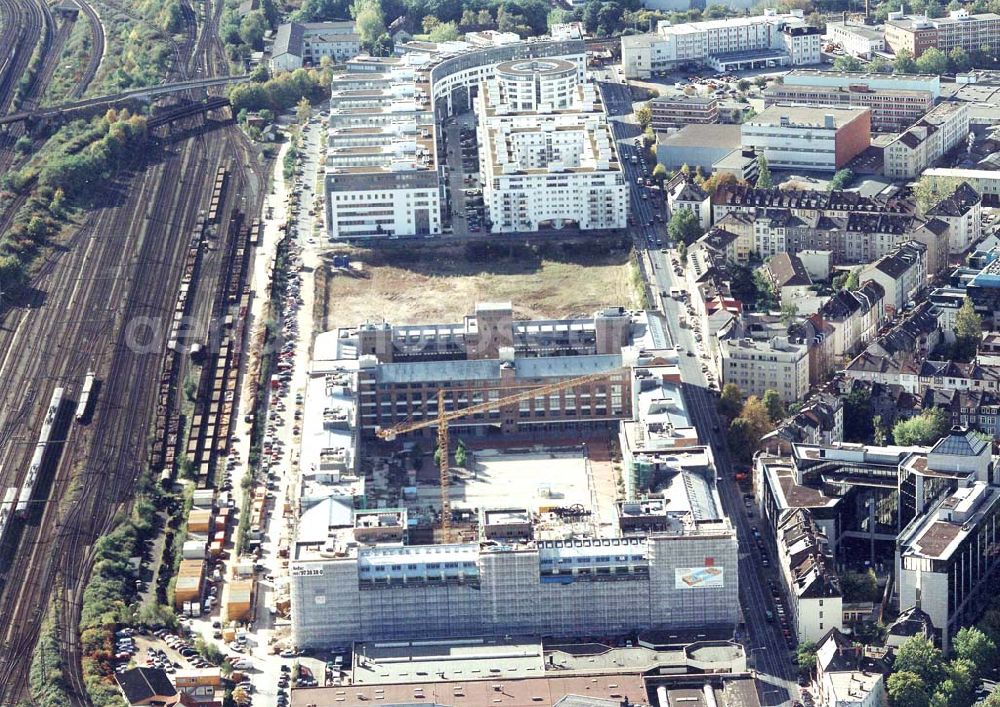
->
<box><xmin>288</xmin><ymin>302</ymin><xmax>739</xmax><ymax>649</ymax></box>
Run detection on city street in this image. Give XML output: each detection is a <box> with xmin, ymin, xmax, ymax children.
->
<box><xmin>600</xmin><ymin>77</ymin><xmax>796</xmax><ymax>706</ymax></box>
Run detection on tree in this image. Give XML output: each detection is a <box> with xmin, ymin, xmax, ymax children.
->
<box><xmin>239</xmin><ymin>10</ymin><xmax>268</xmax><ymax>49</ymax></box>
<box><xmin>915</xmin><ymin>47</ymin><xmax>949</xmax><ymax>74</ymax></box>
<box><xmin>834</xmin><ymin>268</ymin><xmax>859</xmax><ymax>292</ymax></box>
<box><xmin>352</xmin><ymin>0</ymin><xmax>386</xmax><ymax>52</ymax></box>
<box><xmin>895</xmin><ymin>637</ymin><xmax>946</xmax><ymax>686</ymax></box>
<box><xmin>949</xmin><ymin>46</ymin><xmax>971</xmax><ymax>73</ymax></box>
<box><xmin>829</xmin><ymin>168</ymin><xmax>854</xmax><ymax>191</ymax></box>
<box><xmin>914</xmin><ymin>175</ymin><xmax>963</xmax><ymax>214</ymax></box>
<box><xmin>422</xmin><ymin>15</ymin><xmax>440</xmax><ymax>32</ymax></box>
<box><xmin>982</xmin><ymin>689</ymin><xmax>1000</xmax><ymax>707</ymax></box>
<box><xmin>434</xmin><ymin>445</ymin><xmax>442</xmax><ymax>467</ymax></box>
<box><xmin>232</xmin><ymin>685</ymin><xmax>252</xmax><ymax>705</ymax></box>
<box><xmin>833</xmin><ymin>55</ymin><xmax>863</xmax><ymax>71</ymax></box>
<box><xmin>873</xmin><ymin>415</ymin><xmax>888</xmax><ymax>446</ymax></box>
<box><xmin>728</xmin><ymin>417</ymin><xmax>756</xmax><ymax>464</ymax></box>
<box><xmin>843</xmin><ymin>385</ymin><xmax>874</xmax><ymax>442</ymax></box>
<box><xmin>455</xmin><ymin>441</ymin><xmax>468</xmax><ymax>467</ymax></box>
<box><xmin>677</xmin><ymin>241</ymin><xmax>687</xmax><ymax>263</ymax></box>
<box><xmin>295</xmin><ymin>97</ymin><xmax>312</xmax><ymax>124</ymax></box>
<box><xmin>955</xmin><ymin>297</ymin><xmax>983</xmax><ymax>360</ymax></box>
<box><xmin>933</xmin><ymin>659</ymin><xmax>976</xmax><ymax>707</ymax></box>
<box><xmin>755</xmin><ymin>154</ymin><xmax>772</xmax><ymax>189</ymax></box>
<box><xmin>869</xmin><ymin>55</ymin><xmax>891</xmax><ymax>73</ymax></box>
<box><xmin>652</xmin><ymin>163</ymin><xmax>667</xmax><ymax>182</ymax></box>
<box><xmin>371</xmin><ymin>32</ymin><xmax>393</xmax><ymax>56</ymax></box>
<box><xmin>894</xmin><ymin>48</ymin><xmax>918</xmax><ymax>74</ymax></box>
<box><xmin>635</xmin><ymin>103</ymin><xmax>652</xmax><ymax>129</ymax></box>
<box><xmin>737</xmin><ymin>78</ymin><xmax>751</xmax><ymax>92</ymax></box>
<box><xmin>892</xmin><ymin>408</ymin><xmax>951</xmax><ymax>446</ymax></box>
<box><xmin>700</xmin><ymin>171</ymin><xmax>738</xmax><ymax>195</ymax></box>
<box><xmin>953</xmin><ymin>626</ymin><xmax>997</xmax><ymax>674</ymax></box>
<box><xmin>668</xmin><ymin>208</ymin><xmax>702</xmax><ymax>245</ymax></box>
<box><xmin>796</xmin><ymin>641</ymin><xmax>818</xmax><ymax>673</ymax></box>
<box><xmin>719</xmin><ymin>383</ymin><xmax>742</xmax><ymax>419</ymax></box>
<box><xmin>888</xmin><ymin>671</ymin><xmax>930</xmax><ymax>707</ymax></box>
<box><xmin>840</xmin><ymin>570</ymin><xmax>879</xmax><ymax>602</ymax></box>
<box><xmin>763</xmin><ymin>389</ymin><xmax>785</xmax><ymax>422</ymax></box>
<box><xmin>429</xmin><ymin>21</ymin><xmax>459</xmax><ymax>42</ymax></box>
<box><xmin>780</xmin><ymin>302</ymin><xmax>798</xmax><ymax>326</ymax></box>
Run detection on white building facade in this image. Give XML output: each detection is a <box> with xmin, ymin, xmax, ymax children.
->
<box><xmin>621</xmin><ymin>10</ymin><xmax>821</xmax><ymax>78</ymax></box>
<box><xmin>476</xmin><ymin>60</ymin><xmax>627</xmax><ymax>233</ymax></box>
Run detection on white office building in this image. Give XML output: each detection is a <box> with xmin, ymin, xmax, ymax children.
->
<box><xmin>621</xmin><ymin>10</ymin><xmax>821</xmax><ymax>78</ymax></box>
<box><xmin>741</xmin><ymin>105</ymin><xmax>871</xmax><ymax>172</ymax></box>
<box><xmin>476</xmin><ymin>60</ymin><xmax>627</xmax><ymax>233</ymax></box>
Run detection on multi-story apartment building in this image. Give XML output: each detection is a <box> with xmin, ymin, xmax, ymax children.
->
<box><xmin>817</xmin><ymin>281</ymin><xmax>886</xmax><ymax>361</ymax></box>
<box><xmin>762</xmin><ymin>83</ymin><xmax>933</xmax><ymax>132</ymax></box>
<box><xmin>324</xmin><ymin>67</ymin><xmax>442</xmax><ymax>240</ymax></box>
<box><xmin>885</xmin><ymin>8</ymin><xmax>1000</xmax><ymax>57</ymax></box>
<box><xmin>776</xmin><ymin>509</ymin><xmax>843</xmax><ymax>643</ymax></box>
<box><xmin>926</xmin><ymin>182</ymin><xmax>982</xmax><ymax>255</ymax></box>
<box><xmin>825</xmin><ymin>19</ymin><xmax>885</xmax><ymax>58</ymax></box>
<box><xmin>710</xmin><ymin>184</ymin><xmax>939</xmax><ymax>266</ymax></box>
<box><xmin>666</xmin><ymin>175</ymin><xmax>712</xmax><ymax>231</ymax></box>
<box><xmin>862</xmin><ymin>241</ymin><xmax>927</xmax><ymax>315</ymax></box>
<box><xmin>741</xmin><ymin>105</ymin><xmax>871</xmax><ymax>172</ymax></box>
<box><xmin>884</xmin><ymin>102</ymin><xmax>970</xmax><ymax>180</ymax></box>
<box><xmin>720</xmin><ymin>336</ymin><xmax>810</xmax><ymax>402</ymax></box>
<box><xmin>289</xmin><ymin>304</ymin><xmax>740</xmax><ymax>648</ymax></box>
<box><xmin>649</xmin><ymin>95</ymin><xmax>719</xmax><ymax>130</ymax></box>
<box><xmin>476</xmin><ymin>60</ymin><xmax>627</xmax><ymax>233</ymax></box>
<box><xmin>270</xmin><ymin>21</ymin><xmax>360</xmax><ymax>72</ymax></box>
<box><xmin>323</xmin><ymin>34</ymin><xmax>588</xmax><ymax>240</ymax></box>
<box><xmin>621</xmin><ymin>10</ymin><xmax>820</xmax><ymax>78</ymax></box>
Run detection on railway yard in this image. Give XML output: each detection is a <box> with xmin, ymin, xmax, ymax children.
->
<box><xmin>0</xmin><ymin>0</ymin><xmax>267</xmax><ymax>701</ymax></box>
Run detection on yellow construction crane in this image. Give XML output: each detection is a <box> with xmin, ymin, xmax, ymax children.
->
<box><xmin>376</xmin><ymin>368</ymin><xmax>623</xmax><ymax>542</ymax></box>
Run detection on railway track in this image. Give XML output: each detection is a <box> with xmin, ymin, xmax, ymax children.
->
<box><xmin>0</xmin><ymin>0</ymin><xmax>44</xmax><ymax>115</ymax></box>
<box><xmin>70</xmin><ymin>0</ymin><xmax>105</xmax><ymax>98</ymax></box>
<box><xmin>0</xmin><ymin>0</ymin><xmax>267</xmax><ymax>697</ymax></box>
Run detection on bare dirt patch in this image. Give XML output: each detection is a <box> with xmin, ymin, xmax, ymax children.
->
<box><xmin>315</xmin><ymin>239</ymin><xmax>642</xmax><ymax>330</ymax></box>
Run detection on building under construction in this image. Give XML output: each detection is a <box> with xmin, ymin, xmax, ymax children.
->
<box><xmin>289</xmin><ymin>303</ymin><xmax>737</xmax><ymax>648</ymax></box>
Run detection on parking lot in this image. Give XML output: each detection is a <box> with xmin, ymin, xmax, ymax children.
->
<box><xmin>442</xmin><ymin>113</ymin><xmax>487</xmax><ymax>235</ymax></box>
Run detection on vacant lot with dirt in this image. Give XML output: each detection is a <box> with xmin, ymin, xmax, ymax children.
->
<box><xmin>314</xmin><ymin>239</ymin><xmax>643</xmax><ymax>330</ymax></box>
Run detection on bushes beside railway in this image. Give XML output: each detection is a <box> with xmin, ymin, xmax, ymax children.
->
<box><xmin>0</xmin><ymin>112</ymin><xmax>148</xmax><ymax>296</ymax></box>
<box><xmin>79</xmin><ymin>494</ymin><xmax>159</xmax><ymax>707</ymax></box>
<box><xmin>38</xmin><ymin>112</ymin><xmax>148</xmax><ymax>199</ymax></box>
<box><xmin>29</xmin><ymin>598</ymin><xmax>72</xmax><ymax>707</ymax></box>
<box><xmin>228</xmin><ymin>67</ymin><xmax>331</xmax><ymax>114</ymax></box>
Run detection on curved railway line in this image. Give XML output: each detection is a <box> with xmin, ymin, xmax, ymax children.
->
<box><xmin>70</xmin><ymin>0</ymin><xmax>106</xmax><ymax>98</ymax></box>
<box><xmin>0</xmin><ymin>0</ymin><xmax>44</xmax><ymax>115</ymax></box>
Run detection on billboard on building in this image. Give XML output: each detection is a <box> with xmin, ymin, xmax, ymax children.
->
<box><xmin>675</xmin><ymin>566</ymin><xmax>724</xmax><ymax>589</ymax></box>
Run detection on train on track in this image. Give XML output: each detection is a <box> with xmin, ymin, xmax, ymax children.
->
<box><xmin>75</xmin><ymin>371</ymin><xmax>95</xmax><ymax>422</ymax></box>
<box><xmin>15</xmin><ymin>386</ymin><xmax>64</xmax><ymax>516</ymax></box>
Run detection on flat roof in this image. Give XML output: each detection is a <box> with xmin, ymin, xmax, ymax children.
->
<box><xmin>292</xmin><ymin>674</ymin><xmax>647</xmax><ymax>706</ymax></box>
<box><xmin>748</xmin><ymin>104</ymin><xmax>869</xmax><ymax>128</ymax></box>
<box><xmin>656</xmin><ymin>124</ymin><xmax>742</xmax><ymax>150</ymax></box>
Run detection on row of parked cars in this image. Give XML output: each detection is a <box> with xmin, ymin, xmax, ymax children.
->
<box><xmin>763</xmin><ymin>576</ymin><xmax>797</xmax><ymax>650</ymax></box>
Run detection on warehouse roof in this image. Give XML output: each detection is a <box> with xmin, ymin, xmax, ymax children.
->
<box><xmin>656</xmin><ymin>124</ymin><xmax>741</xmax><ymax>150</ymax></box>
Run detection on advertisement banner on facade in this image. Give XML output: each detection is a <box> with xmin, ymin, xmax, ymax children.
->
<box><xmin>675</xmin><ymin>566</ymin><xmax>724</xmax><ymax>589</ymax></box>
